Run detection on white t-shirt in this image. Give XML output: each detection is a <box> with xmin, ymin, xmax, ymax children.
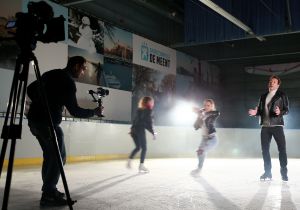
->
<box><xmin>262</xmin><ymin>89</ymin><xmax>277</xmax><ymax>126</ymax></box>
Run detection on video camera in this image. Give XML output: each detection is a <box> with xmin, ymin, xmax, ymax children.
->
<box><xmin>89</xmin><ymin>87</ymin><xmax>109</xmax><ymax>98</ymax></box>
<box><xmin>88</xmin><ymin>87</ymin><xmax>109</xmax><ymax>117</ymax></box>
<box><xmin>7</xmin><ymin>1</ymin><xmax>65</xmax><ymax>51</ymax></box>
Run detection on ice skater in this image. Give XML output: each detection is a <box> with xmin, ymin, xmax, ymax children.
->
<box><xmin>191</xmin><ymin>99</ymin><xmax>220</xmax><ymax>175</ymax></box>
<box><xmin>127</xmin><ymin>96</ymin><xmax>157</xmax><ymax>173</ymax></box>
<box><xmin>248</xmin><ymin>75</ymin><xmax>289</xmax><ymax>181</ymax></box>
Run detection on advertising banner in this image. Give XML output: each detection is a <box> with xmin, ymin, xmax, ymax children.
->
<box><xmin>133</xmin><ymin>34</ymin><xmax>176</xmax><ymax>75</ymax></box>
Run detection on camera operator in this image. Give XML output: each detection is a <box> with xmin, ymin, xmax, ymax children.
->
<box><xmin>27</xmin><ymin>56</ymin><xmax>102</xmax><ymax>207</ymax></box>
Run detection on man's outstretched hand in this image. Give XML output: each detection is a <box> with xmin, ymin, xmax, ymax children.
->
<box><xmin>153</xmin><ymin>132</ymin><xmax>158</xmax><ymax>140</ymax></box>
<box><xmin>248</xmin><ymin>107</ymin><xmax>258</xmax><ymax>116</ymax></box>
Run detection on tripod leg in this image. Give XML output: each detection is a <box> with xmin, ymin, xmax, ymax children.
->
<box><xmin>0</xmin><ymin>139</ymin><xmax>8</xmax><ymax>177</ymax></box>
<box><xmin>0</xmin><ymin>55</ymin><xmax>27</xmax><ymax>209</ymax></box>
<box><xmin>1</xmin><ymin>139</ymin><xmax>16</xmax><ymax>210</ymax></box>
<box><xmin>32</xmin><ymin>57</ymin><xmax>76</xmax><ymax>209</ymax></box>
<box><xmin>0</xmin><ymin>58</ymin><xmax>23</xmax><ymax>178</ymax></box>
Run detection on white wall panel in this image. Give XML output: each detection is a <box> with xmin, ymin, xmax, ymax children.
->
<box><xmin>2</xmin><ymin>119</ymin><xmax>300</xmax><ymax>160</ymax></box>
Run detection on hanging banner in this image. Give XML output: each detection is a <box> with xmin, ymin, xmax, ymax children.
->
<box><xmin>133</xmin><ymin>34</ymin><xmax>176</xmax><ymax>75</ymax></box>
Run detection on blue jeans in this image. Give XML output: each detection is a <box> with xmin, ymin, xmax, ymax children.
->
<box><xmin>28</xmin><ymin>120</ymin><xmax>66</xmax><ymax>193</ymax></box>
<box><xmin>197</xmin><ymin>135</ymin><xmax>218</xmax><ymax>169</ymax></box>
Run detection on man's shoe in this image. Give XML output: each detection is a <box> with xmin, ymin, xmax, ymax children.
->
<box><xmin>55</xmin><ymin>189</ymin><xmax>65</xmax><ymax>198</ymax></box>
<box><xmin>40</xmin><ymin>191</ymin><xmax>68</xmax><ymax>207</ymax></box>
<box><xmin>260</xmin><ymin>172</ymin><xmax>272</xmax><ymax>181</ymax></box>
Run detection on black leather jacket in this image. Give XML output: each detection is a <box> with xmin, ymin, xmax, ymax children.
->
<box><xmin>256</xmin><ymin>90</ymin><xmax>289</xmax><ymax>126</ymax></box>
<box><xmin>194</xmin><ymin>111</ymin><xmax>220</xmax><ymax>134</ymax></box>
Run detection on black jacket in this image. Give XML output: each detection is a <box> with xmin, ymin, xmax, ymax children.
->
<box><xmin>27</xmin><ymin>69</ymin><xmax>94</xmax><ymax>124</ymax></box>
<box><xmin>256</xmin><ymin>90</ymin><xmax>289</xmax><ymax>126</ymax></box>
<box><xmin>194</xmin><ymin>111</ymin><xmax>220</xmax><ymax>134</ymax></box>
<box><xmin>131</xmin><ymin>108</ymin><xmax>155</xmax><ymax>135</ymax></box>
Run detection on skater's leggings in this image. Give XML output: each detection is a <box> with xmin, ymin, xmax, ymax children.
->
<box><xmin>129</xmin><ymin>130</ymin><xmax>147</xmax><ymax>163</ymax></box>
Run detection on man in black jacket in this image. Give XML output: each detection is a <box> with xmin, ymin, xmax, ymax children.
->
<box><xmin>27</xmin><ymin>56</ymin><xmax>102</xmax><ymax>206</ymax></box>
<box><xmin>248</xmin><ymin>75</ymin><xmax>289</xmax><ymax>181</ymax></box>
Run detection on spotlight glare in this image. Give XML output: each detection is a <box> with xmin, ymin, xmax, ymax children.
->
<box><xmin>172</xmin><ymin>100</ymin><xmax>198</xmax><ymax>125</ymax></box>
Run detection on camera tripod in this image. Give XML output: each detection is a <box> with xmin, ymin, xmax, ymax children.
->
<box><xmin>0</xmin><ymin>51</ymin><xmax>76</xmax><ymax>209</ymax></box>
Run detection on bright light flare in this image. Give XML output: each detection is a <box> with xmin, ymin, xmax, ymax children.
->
<box><xmin>171</xmin><ymin>100</ymin><xmax>198</xmax><ymax>125</ymax></box>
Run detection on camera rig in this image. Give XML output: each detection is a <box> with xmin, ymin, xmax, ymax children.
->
<box><xmin>8</xmin><ymin>1</ymin><xmax>65</xmax><ymax>52</ymax></box>
<box><xmin>88</xmin><ymin>87</ymin><xmax>109</xmax><ymax>118</ymax></box>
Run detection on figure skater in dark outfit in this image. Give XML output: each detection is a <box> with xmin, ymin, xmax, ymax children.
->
<box><xmin>191</xmin><ymin>99</ymin><xmax>220</xmax><ymax>175</ymax></box>
<box><xmin>127</xmin><ymin>96</ymin><xmax>156</xmax><ymax>173</ymax></box>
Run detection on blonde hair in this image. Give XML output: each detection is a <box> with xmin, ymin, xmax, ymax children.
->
<box><xmin>138</xmin><ymin>96</ymin><xmax>154</xmax><ymax>109</ymax></box>
<box><xmin>204</xmin><ymin>99</ymin><xmax>216</xmax><ymax>111</ymax></box>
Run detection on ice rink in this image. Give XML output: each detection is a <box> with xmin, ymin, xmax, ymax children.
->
<box><xmin>1</xmin><ymin>158</ymin><xmax>300</xmax><ymax>210</ymax></box>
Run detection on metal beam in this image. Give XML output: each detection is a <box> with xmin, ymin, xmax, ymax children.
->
<box><xmin>199</xmin><ymin>0</ymin><xmax>265</xmax><ymax>42</ymax></box>
<box><xmin>206</xmin><ymin>51</ymin><xmax>300</xmax><ymax>63</ymax></box>
<box><xmin>62</xmin><ymin>0</ymin><xmax>93</xmax><ymax>6</ymax></box>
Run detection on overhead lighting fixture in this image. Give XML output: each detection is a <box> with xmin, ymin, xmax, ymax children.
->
<box><xmin>199</xmin><ymin>0</ymin><xmax>266</xmax><ymax>41</ymax></box>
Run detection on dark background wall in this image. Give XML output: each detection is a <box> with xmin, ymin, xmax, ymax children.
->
<box><xmin>217</xmin><ymin>64</ymin><xmax>300</xmax><ymax>129</ymax></box>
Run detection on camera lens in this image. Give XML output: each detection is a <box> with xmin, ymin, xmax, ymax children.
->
<box><xmin>97</xmin><ymin>87</ymin><xmax>109</xmax><ymax>96</ymax></box>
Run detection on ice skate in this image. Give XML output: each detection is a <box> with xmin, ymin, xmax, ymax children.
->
<box><xmin>281</xmin><ymin>168</ymin><xmax>288</xmax><ymax>181</ymax></box>
<box><xmin>190</xmin><ymin>168</ymin><xmax>201</xmax><ymax>176</ymax></box>
<box><xmin>139</xmin><ymin>164</ymin><xmax>149</xmax><ymax>173</ymax></box>
<box><xmin>281</xmin><ymin>175</ymin><xmax>288</xmax><ymax>182</ymax></box>
<box><xmin>126</xmin><ymin>159</ymin><xmax>132</xmax><ymax>169</ymax></box>
<box><xmin>260</xmin><ymin>172</ymin><xmax>272</xmax><ymax>181</ymax></box>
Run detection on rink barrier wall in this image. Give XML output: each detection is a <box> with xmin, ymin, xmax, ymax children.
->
<box><xmin>1</xmin><ymin>118</ymin><xmax>300</xmax><ymax>167</ymax></box>
<box><xmin>2</xmin><ymin>154</ymin><xmax>129</xmax><ymax>167</ymax></box>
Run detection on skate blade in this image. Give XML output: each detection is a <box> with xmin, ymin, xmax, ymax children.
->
<box><xmin>260</xmin><ymin>178</ymin><xmax>272</xmax><ymax>181</ymax></box>
<box><xmin>190</xmin><ymin>171</ymin><xmax>201</xmax><ymax>177</ymax></box>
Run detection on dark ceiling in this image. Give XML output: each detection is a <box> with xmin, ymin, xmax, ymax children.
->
<box><xmin>56</xmin><ymin>0</ymin><xmax>184</xmax><ymax>45</ymax></box>
<box><xmin>55</xmin><ymin>0</ymin><xmax>300</xmax><ymax>66</ymax></box>
<box><xmin>173</xmin><ymin>32</ymin><xmax>300</xmax><ymax>66</ymax></box>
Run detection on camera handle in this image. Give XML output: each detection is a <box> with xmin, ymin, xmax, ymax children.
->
<box><xmin>0</xmin><ymin>51</ymin><xmax>76</xmax><ymax>210</ymax></box>
<box><xmin>88</xmin><ymin>90</ymin><xmax>104</xmax><ymax>118</ymax></box>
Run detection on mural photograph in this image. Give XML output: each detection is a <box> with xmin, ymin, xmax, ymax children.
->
<box><xmin>104</xmin><ymin>24</ymin><xmax>133</xmax><ymax>63</ymax></box>
<box><xmin>68</xmin><ymin>8</ymin><xmax>104</xmax><ymax>54</ymax></box>
<box><xmin>132</xmin><ymin>64</ymin><xmax>176</xmax><ymax>124</ymax></box>
<box><xmin>69</xmin><ymin>45</ymin><xmax>103</xmax><ymax>86</ymax></box>
<box><xmin>101</xmin><ymin>57</ymin><xmax>132</xmax><ymax>91</ymax></box>
<box><xmin>176</xmin><ymin>51</ymin><xmax>201</xmax><ymax>100</ymax></box>
<box><xmin>199</xmin><ymin>61</ymin><xmax>220</xmax><ymax>86</ymax></box>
